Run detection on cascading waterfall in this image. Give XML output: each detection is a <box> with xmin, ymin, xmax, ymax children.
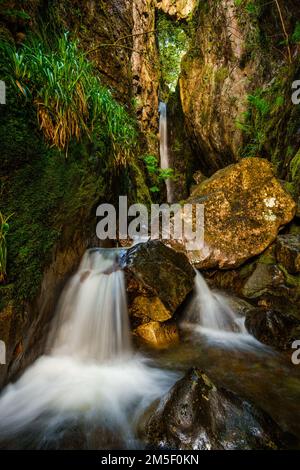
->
<box><xmin>187</xmin><ymin>271</ymin><xmax>245</xmax><ymax>332</ymax></box>
<box><xmin>0</xmin><ymin>249</ymin><xmax>178</xmax><ymax>448</ymax></box>
<box><xmin>159</xmin><ymin>101</ymin><xmax>173</xmax><ymax>203</ymax></box>
<box><xmin>183</xmin><ymin>271</ymin><xmax>269</xmax><ymax>351</ymax></box>
<box><xmin>49</xmin><ymin>249</ymin><xmax>131</xmax><ymax>362</ymax></box>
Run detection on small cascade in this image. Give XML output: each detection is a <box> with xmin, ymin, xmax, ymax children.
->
<box><xmin>186</xmin><ymin>271</ymin><xmax>246</xmax><ymax>333</ymax></box>
<box><xmin>159</xmin><ymin>101</ymin><xmax>173</xmax><ymax>203</ymax></box>
<box><xmin>183</xmin><ymin>271</ymin><xmax>269</xmax><ymax>351</ymax></box>
<box><xmin>0</xmin><ymin>249</ymin><xmax>178</xmax><ymax>448</ymax></box>
<box><xmin>50</xmin><ymin>248</ymin><xmax>131</xmax><ymax>362</ymax></box>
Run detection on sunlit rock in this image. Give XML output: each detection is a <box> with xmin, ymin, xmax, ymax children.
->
<box><xmin>155</xmin><ymin>0</ymin><xmax>197</xmax><ymax>19</ymax></box>
<box><xmin>185</xmin><ymin>158</ymin><xmax>296</xmax><ymax>269</ymax></box>
<box><xmin>134</xmin><ymin>320</ymin><xmax>179</xmax><ymax>348</ymax></box>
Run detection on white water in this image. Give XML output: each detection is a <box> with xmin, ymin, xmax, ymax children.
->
<box><xmin>183</xmin><ymin>271</ymin><xmax>270</xmax><ymax>352</ymax></box>
<box><xmin>159</xmin><ymin>101</ymin><xmax>173</xmax><ymax>203</ymax></box>
<box><xmin>0</xmin><ymin>249</ymin><xmax>178</xmax><ymax>448</ymax></box>
<box><xmin>49</xmin><ymin>249</ymin><xmax>131</xmax><ymax>362</ymax></box>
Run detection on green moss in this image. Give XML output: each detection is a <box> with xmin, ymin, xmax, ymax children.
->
<box><xmin>215</xmin><ymin>66</ymin><xmax>229</xmax><ymax>83</ymax></box>
<box><xmin>278</xmin><ymin>264</ymin><xmax>300</xmax><ymax>288</ymax></box>
<box><xmin>292</xmin><ymin>22</ymin><xmax>300</xmax><ymax>44</ymax></box>
<box><xmin>290</xmin><ymin>149</ymin><xmax>300</xmax><ymax>182</ymax></box>
<box><xmin>258</xmin><ymin>247</ymin><xmax>276</xmax><ymax>265</ymax></box>
<box><xmin>0</xmin><ymin>50</ymin><xmax>144</xmax><ymax>305</ymax></box>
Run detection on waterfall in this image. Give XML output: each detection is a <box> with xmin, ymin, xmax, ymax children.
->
<box><xmin>183</xmin><ymin>271</ymin><xmax>268</xmax><ymax>351</ymax></box>
<box><xmin>0</xmin><ymin>249</ymin><xmax>178</xmax><ymax>448</ymax></box>
<box><xmin>50</xmin><ymin>249</ymin><xmax>131</xmax><ymax>362</ymax></box>
<box><xmin>186</xmin><ymin>271</ymin><xmax>246</xmax><ymax>333</ymax></box>
<box><xmin>159</xmin><ymin>101</ymin><xmax>173</xmax><ymax>203</ymax></box>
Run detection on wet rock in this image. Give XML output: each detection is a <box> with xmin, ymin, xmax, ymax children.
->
<box><xmin>122</xmin><ymin>241</ymin><xmax>195</xmax><ymax>346</ymax></box>
<box><xmin>276</xmin><ymin>234</ymin><xmax>300</xmax><ymax>274</ymax></box>
<box><xmin>242</xmin><ymin>263</ymin><xmax>285</xmax><ymax>299</ymax></box>
<box><xmin>245</xmin><ymin>308</ymin><xmax>300</xmax><ymax>351</ymax></box>
<box><xmin>134</xmin><ymin>321</ymin><xmax>179</xmax><ymax>348</ymax></box>
<box><xmin>224</xmin><ymin>295</ymin><xmax>255</xmax><ymax>318</ymax></box>
<box><xmin>130</xmin><ymin>296</ymin><xmax>172</xmax><ymax>322</ymax></box>
<box><xmin>186</xmin><ymin>158</ymin><xmax>296</xmax><ymax>269</ymax></box>
<box><xmin>141</xmin><ymin>369</ymin><xmax>288</xmax><ymax>450</ymax></box>
<box><xmin>123</xmin><ymin>241</ymin><xmax>195</xmax><ymax>314</ymax></box>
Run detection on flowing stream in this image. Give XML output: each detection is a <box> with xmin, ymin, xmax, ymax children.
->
<box><xmin>159</xmin><ymin>102</ymin><xmax>173</xmax><ymax>203</ymax></box>
<box><xmin>0</xmin><ymin>249</ymin><xmax>178</xmax><ymax>449</ymax></box>
<box><xmin>0</xmin><ymin>249</ymin><xmax>299</xmax><ymax>448</ymax></box>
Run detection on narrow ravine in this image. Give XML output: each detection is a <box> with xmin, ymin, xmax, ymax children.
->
<box><xmin>1</xmin><ymin>0</ymin><xmax>300</xmax><ymax>455</ymax></box>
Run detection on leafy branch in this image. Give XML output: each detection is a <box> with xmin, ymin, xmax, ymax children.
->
<box><xmin>142</xmin><ymin>154</ymin><xmax>175</xmax><ymax>193</ymax></box>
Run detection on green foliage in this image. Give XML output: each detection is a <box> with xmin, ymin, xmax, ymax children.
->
<box><xmin>0</xmin><ymin>28</ymin><xmax>149</xmax><ymax>305</ymax></box>
<box><xmin>245</xmin><ymin>2</ymin><xmax>260</xmax><ymax>16</ymax></box>
<box><xmin>234</xmin><ymin>0</ymin><xmax>262</xmax><ymax>17</ymax></box>
<box><xmin>157</xmin><ymin>13</ymin><xmax>190</xmax><ymax>93</ymax></box>
<box><xmin>142</xmin><ymin>154</ymin><xmax>175</xmax><ymax>194</ymax></box>
<box><xmin>0</xmin><ymin>212</ymin><xmax>12</xmax><ymax>283</ymax></box>
<box><xmin>237</xmin><ymin>89</ymin><xmax>275</xmax><ymax>157</ymax></box>
<box><xmin>0</xmin><ymin>0</ymin><xmax>31</xmax><ymax>20</ymax></box>
<box><xmin>1</xmin><ymin>9</ymin><xmax>31</xmax><ymax>20</ymax></box>
<box><xmin>292</xmin><ymin>22</ymin><xmax>300</xmax><ymax>44</ymax></box>
<box><xmin>1</xmin><ymin>33</ymin><xmax>137</xmax><ymax>165</ymax></box>
<box><xmin>290</xmin><ymin>149</ymin><xmax>300</xmax><ymax>182</ymax></box>
<box><xmin>248</xmin><ymin>94</ymin><xmax>270</xmax><ymax>116</ymax></box>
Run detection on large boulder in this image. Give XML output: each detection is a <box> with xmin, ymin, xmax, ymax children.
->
<box><xmin>140</xmin><ymin>368</ymin><xmax>288</xmax><ymax>450</ymax></box>
<box><xmin>121</xmin><ymin>241</ymin><xmax>195</xmax><ymax>346</ymax></box>
<box><xmin>186</xmin><ymin>158</ymin><xmax>296</xmax><ymax>269</ymax></box>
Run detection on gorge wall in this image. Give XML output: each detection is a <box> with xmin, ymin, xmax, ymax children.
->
<box><xmin>178</xmin><ymin>0</ymin><xmax>300</xmax><ymax>182</ymax></box>
<box><xmin>1</xmin><ymin>0</ymin><xmax>300</xmax><ymax>388</ymax></box>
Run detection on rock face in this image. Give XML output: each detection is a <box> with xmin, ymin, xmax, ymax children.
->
<box><xmin>0</xmin><ymin>233</ymin><xmax>92</xmax><ymax>388</ymax></box>
<box><xmin>179</xmin><ymin>0</ymin><xmax>250</xmax><ymax>173</ymax></box>
<box><xmin>167</xmin><ymin>89</ymin><xmax>195</xmax><ymax>201</ymax></box>
<box><xmin>242</xmin><ymin>263</ymin><xmax>285</xmax><ymax>299</ymax></box>
<box><xmin>33</xmin><ymin>1</ymin><xmax>134</xmax><ymax>105</ymax></box>
<box><xmin>187</xmin><ymin>158</ymin><xmax>296</xmax><ymax>269</ymax></box>
<box><xmin>135</xmin><ymin>321</ymin><xmax>179</xmax><ymax>347</ymax></box>
<box><xmin>141</xmin><ymin>369</ymin><xmax>287</xmax><ymax>450</ymax></box>
<box><xmin>121</xmin><ymin>241</ymin><xmax>195</xmax><ymax>346</ymax></box>
<box><xmin>276</xmin><ymin>235</ymin><xmax>300</xmax><ymax>274</ymax></box>
<box><xmin>155</xmin><ymin>0</ymin><xmax>197</xmax><ymax>19</ymax></box>
<box><xmin>179</xmin><ymin>0</ymin><xmax>300</xmax><ymax>176</ymax></box>
<box><xmin>132</xmin><ymin>0</ymin><xmax>160</xmax><ymax>152</ymax></box>
<box><xmin>245</xmin><ymin>308</ymin><xmax>300</xmax><ymax>351</ymax></box>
